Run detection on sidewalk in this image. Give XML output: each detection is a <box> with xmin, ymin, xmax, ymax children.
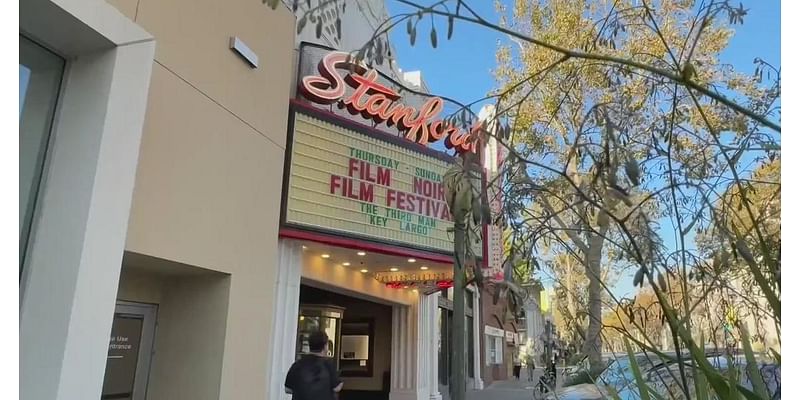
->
<box><xmin>466</xmin><ymin>381</ymin><xmax>534</xmax><ymax>400</ymax></box>
<box><xmin>466</xmin><ymin>368</ymin><xmax>565</xmax><ymax>400</ymax></box>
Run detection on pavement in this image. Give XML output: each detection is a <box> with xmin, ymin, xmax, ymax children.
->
<box><xmin>465</xmin><ymin>368</ymin><xmax>565</xmax><ymax>400</ymax></box>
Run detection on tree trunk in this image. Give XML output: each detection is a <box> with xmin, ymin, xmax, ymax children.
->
<box><xmin>582</xmin><ymin>228</ymin><xmax>607</xmax><ymax>371</ymax></box>
<box><xmin>565</xmin><ymin>256</ymin><xmax>581</xmax><ymax>347</ymax></box>
<box><xmin>451</xmin><ymin>223</ymin><xmax>466</xmax><ymax>400</ymax></box>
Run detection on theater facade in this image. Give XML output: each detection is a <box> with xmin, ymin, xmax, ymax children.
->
<box><xmin>267</xmin><ymin>43</ymin><xmax>491</xmax><ymax>400</ymax></box>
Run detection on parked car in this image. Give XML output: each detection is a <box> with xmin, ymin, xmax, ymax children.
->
<box><xmin>644</xmin><ymin>354</ymin><xmax>780</xmax><ymax>400</ymax></box>
<box><xmin>541</xmin><ymin>353</ymin><xmax>651</xmax><ymax>399</ymax></box>
<box><xmin>563</xmin><ymin>356</ymin><xmax>589</xmax><ymax>379</ymax></box>
<box><xmin>544</xmin><ymin>352</ymin><xmax>780</xmax><ymax>400</ymax></box>
<box><xmin>564</xmin><ymin>353</ymin><xmax>619</xmax><ymax>382</ymax></box>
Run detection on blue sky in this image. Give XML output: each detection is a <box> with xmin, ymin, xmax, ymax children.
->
<box><xmin>387</xmin><ymin>0</ymin><xmax>780</xmax><ymax>298</ymax></box>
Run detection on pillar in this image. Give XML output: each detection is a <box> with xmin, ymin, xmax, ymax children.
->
<box><xmin>413</xmin><ymin>291</ymin><xmax>441</xmax><ymax>400</ymax></box>
<box><xmin>390</xmin><ymin>301</ymin><xmax>418</xmax><ymax>400</ymax></box>
<box><xmin>471</xmin><ymin>288</ymin><xmax>484</xmax><ymax>390</ymax></box>
<box><xmin>266</xmin><ymin>239</ymin><xmax>303</xmax><ymax>400</ymax></box>
<box><xmin>19</xmin><ymin>2</ymin><xmax>155</xmax><ymax>397</ymax></box>
<box><xmin>430</xmin><ymin>292</ymin><xmax>443</xmax><ymax>400</ymax></box>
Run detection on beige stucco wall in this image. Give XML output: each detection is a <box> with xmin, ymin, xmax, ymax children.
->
<box><xmin>105</xmin><ymin>0</ymin><xmax>295</xmax><ymax>399</ymax></box>
<box><xmin>106</xmin><ymin>0</ymin><xmax>294</xmax><ymax>145</ymax></box>
<box><xmin>116</xmin><ymin>259</ymin><xmax>232</xmax><ymax>400</ymax></box>
<box><xmin>116</xmin><ymin>267</ymin><xmax>165</xmax><ymax>304</ymax></box>
<box><xmin>147</xmin><ymin>274</ymin><xmax>231</xmax><ymax>400</ymax></box>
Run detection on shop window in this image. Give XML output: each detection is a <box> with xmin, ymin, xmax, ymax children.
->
<box><xmin>496</xmin><ymin>337</ymin><xmax>504</xmax><ymax>364</ymax></box>
<box><xmin>485</xmin><ymin>335</ymin><xmax>503</xmax><ymax>365</ymax></box>
<box><xmin>19</xmin><ymin>35</ymin><xmax>64</xmax><ymax>272</ymax></box>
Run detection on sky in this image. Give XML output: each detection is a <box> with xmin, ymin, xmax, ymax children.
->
<box><xmin>386</xmin><ymin>0</ymin><xmax>781</xmax><ymax>298</ymax></box>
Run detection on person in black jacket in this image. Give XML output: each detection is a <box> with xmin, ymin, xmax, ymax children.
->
<box><xmin>285</xmin><ymin>331</ymin><xmax>343</xmax><ymax>400</ymax></box>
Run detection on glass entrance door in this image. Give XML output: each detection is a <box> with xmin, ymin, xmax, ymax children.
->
<box><xmin>102</xmin><ymin>302</ymin><xmax>158</xmax><ymax>400</ymax></box>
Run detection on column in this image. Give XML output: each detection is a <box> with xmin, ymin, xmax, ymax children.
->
<box><xmin>390</xmin><ymin>301</ymin><xmax>418</xmax><ymax>400</ymax></box>
<box><xmin>472</xmin><ymin>288</ymin><xmax>485</xmax><ymax>390</ymax></box>
<box><xmin>266</xmin><ymin>239</ymin><xmax>303</xmax><ymax>400</ymax></box>
<box><xmin>19</xmin><ymin>8</ymin><xmax>155</xmax><ymax>398</ymax></box>
<box><xmin>415</xmin><ymin>291</ymin><xmax>441</xmax><ymax>400</ymax></box>
<box><xmin>415</xmin><ymin>295</ymin><xmax>429</xmax><ymax>400</ymax></box>
<box><xmin>430</xmin><ymin>293</ymin><xmax>443</xmax><ymax>400</ymax></box>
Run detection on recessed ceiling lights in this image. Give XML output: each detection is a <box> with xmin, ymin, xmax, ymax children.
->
<box><xmin>403</xmin><ymin>286</ymin><xmax>409</xmax><ymax>289</ymax></box>
<box><xmin>360</xmin><ymin>269</ymin><xmax>369</xmax><ymax>273</ymax></box>
<box><xmin>342</xmin><ymin>262</ymin><xmax>351</xmax><ymax>266</ymax></box>
<box><xmin>302</xmin><ymin>245</ymin><xmax>307</xmax><ymax>250</ymax></box>
<box><xmin>321</xmin><ymin>254</ymin><xmax>330</xmax><ymax>259</ymax></box>
<box><xmin>357</xmin><ymin>251</ymin><xmax>366</xmax><ymax>256</ymax></box>
<box><xmin>390</xmin><ymin>267</ymin><xmax>399</xmax><ymax>272</ymax></box>
<box><xmin>407</xmin><ymin>258</ymin><xmax>416</xmax><ymax>263</ymax></box>
<box><xmin>420</xmin><ymin>266</ymin><xmax>429</xmax><ymax>270</ymax></box>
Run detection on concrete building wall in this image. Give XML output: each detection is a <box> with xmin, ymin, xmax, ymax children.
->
<box><xmin>522</xmin><ymin>295</ymin><xmax>546</xmax><ymax>360</ymax></box>
<box><xmin>102</xmin><ymin>0</ymin><xmax>296</xmax><ymax>398</ymax></box>
<box><xmin>19</xmin><ymin>0</ymin><xmax>155</xmax><ymax>399</ymax></box>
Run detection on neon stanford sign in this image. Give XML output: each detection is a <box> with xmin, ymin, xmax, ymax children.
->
<box><xmin>300</xmin><ymin>51</ymin><xmax>479</xmax><ymax>153</ymax></box>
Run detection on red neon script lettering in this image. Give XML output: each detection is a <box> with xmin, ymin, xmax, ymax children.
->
<box><xmin>300</xmin><ymin>51</ymin><xmax>477</xmax><ymax>153</ymax></box>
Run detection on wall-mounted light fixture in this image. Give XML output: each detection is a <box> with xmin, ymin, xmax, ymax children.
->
<box><xmin>229</xmin><ymin>37</ymin><xmax>258</xmax><ymax>68</ymax></box>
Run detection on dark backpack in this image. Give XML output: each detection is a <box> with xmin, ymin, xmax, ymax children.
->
<box><xmin>293</xmin><ymin>357</ymin><xmax>334</xmax><ymax>400</ymax></box>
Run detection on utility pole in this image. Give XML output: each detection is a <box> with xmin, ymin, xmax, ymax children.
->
<box><xmin>444</xmin><ymin>119</ymin><xmax>492</xmax><ymax>400</ymax></box>
<box><xmin>450</xmin><ymin>221</ymin><xmax>466</xmax><ymax>400</ymax></box>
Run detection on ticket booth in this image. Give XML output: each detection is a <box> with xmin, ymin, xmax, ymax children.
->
<box><xmin>296</xmin><ymin>304</ymin><xmax>345</xmax><ymax>368</ymax></box>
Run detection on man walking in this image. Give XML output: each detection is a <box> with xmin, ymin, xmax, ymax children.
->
<box><xmin>526</xmin><ymin>353</ymin><xmax>536</xmax><ymax>382</ymax></box>
<box><xmin>285</xmin><ymin>331</ymin><xmax>343</xmax><ymax>400</ymax></box>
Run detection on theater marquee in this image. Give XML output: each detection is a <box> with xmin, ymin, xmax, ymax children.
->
<box><xmin>282</xmin><ymin>44</ymin><xmax>484</xmax><ymax>258</ymax></box>
<box><xmin>284</xmin><ymin>109</ymin><xmax>484</xmax><ymax>256</ymax></box>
